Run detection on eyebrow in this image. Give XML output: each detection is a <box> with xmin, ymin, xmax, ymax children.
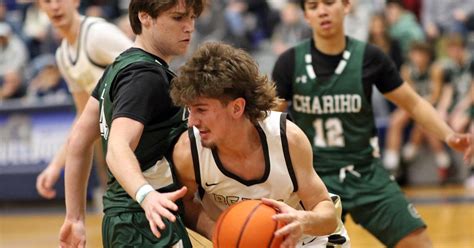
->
<box><xmin>190</xmin><ymin>103</ymin><xmax>208</xmax><ymax>107</ymax></box>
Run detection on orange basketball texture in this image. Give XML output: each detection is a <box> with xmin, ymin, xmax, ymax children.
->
<box><xmin>212</xmin><ymin>200</ymin><xmax>285</xmax><ymax>248</ymax></box>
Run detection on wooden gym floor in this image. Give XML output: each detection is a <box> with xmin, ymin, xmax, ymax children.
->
<box><xmin>1</xmin><ymin>185</ymin><xmax>473</xmax><ymax>247</ymax></box>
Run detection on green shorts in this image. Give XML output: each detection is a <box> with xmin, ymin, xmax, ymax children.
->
<box><xmin>319</xmin><ymin>159</ymin><xmax>426</xmax><ymax>247</ymax></box>
<box><xmin>102</xmin><ymin>211</ymin><xmax>191</xmax><ymax>248</ymax></box>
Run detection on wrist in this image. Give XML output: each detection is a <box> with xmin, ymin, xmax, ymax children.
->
<box><xmin>135</xmin><ymin>184</ymin><xmax>154</xmax><ymax>205</ymax></box>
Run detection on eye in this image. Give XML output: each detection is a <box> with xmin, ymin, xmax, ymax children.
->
<box><xmin>196</xmin><ymin>107</ymin><xmax>206</xmax><ymax>113</ymax></box>
<box><xmin>173</xmin><ymin>15</ymin><xmax>184</xmax><ymax>21</ymax></box>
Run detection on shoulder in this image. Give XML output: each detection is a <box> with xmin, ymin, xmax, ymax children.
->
<box><xmin>285</xmin><ymin>119</ymin><xmax>312</xmax><ymax>154</ymax></box>
<box><xmin>275</xmin><ymin>46</ymin><xmax>296</xmax><ymax>65</ymax></box>
<box><xmin>363</xmin><ymin>43</ymin><xmax>390</xmax><ymax>63</ymax></box>
<box><xmin>83</xmin><ymin>17</ymin><xmax>131</xmax><ymax>49</ymax></box>
<box><xmin>172</xmin><ymin>130</ymin><xmax>194</xmax><ymax>175</ymax></box>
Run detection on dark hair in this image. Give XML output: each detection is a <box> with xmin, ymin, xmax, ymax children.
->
<box><xmin>171</xmin><ymin>42</ymin><xmax>281</xmax><ymax>124</ymax></box>
<box><xmin>386</xmin><ymin>0</ymin><xmax>403</xmax><ymax>6</ymax></box>
<box><xmin>299</xmin><ymin>0</ymin><xmax>349</xmax><ymax>10</ymax></box>
<box><xmin>409</xmin><ymin>41</ymin><xmax>434</xmax><ymax>61</ymax></box>
<box><xmin>445</xmin><ymin>33</ymin><xmax>466</xmax><ymax>48</ymax></box>
<box><xmin>129</xmin><ymin>0</ymin><xmax>203</xmax><ymax>35</ymax></box>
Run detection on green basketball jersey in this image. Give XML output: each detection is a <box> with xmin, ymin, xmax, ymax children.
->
<box><xmin>408</xmin><ymin>64</ymin><xmax>431</xmax><ymax>97</ymax></box>
<box><xmin>98</xmin><ymin>49</ymin><xmax>186</xmax><ymax>214</ymax></box>
<box><xmin>290</xmin><ymin>38</ymin><xmax>379</xmax><ymax>173</ymax></box>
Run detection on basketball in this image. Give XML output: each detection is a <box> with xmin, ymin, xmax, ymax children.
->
<box><xmin>212</xmin><ymin>200</ymin><xmax>285</xmax><ymax>248</ymax></box>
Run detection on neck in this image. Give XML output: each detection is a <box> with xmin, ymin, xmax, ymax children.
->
<box><xmin>217</xmin><ymin>120</ymin><xmax>260</xmax><ymax>159</ymax></box>
<box><xmin>314</xmin><ymin>34</ymin><xmax>346</xmax><ymax>55</ymax></box>
<box><xmin>134</xmin><ymin>36</ymin><xmax>172</xmax><ymax>64</ymax></box>
<box><xmin>62</xmin><ymin>14</ymin><xmax>82</xmax><ymax>45</ymax></box>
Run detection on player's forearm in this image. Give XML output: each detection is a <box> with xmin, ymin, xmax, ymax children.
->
<box><xmin>196</xmin><ymin>208</ymin><xmax>215</xmax><ymax>239</ymax></box>
<box><xmin>184</xmin><ymin>199</ymin><xmax>214</xmax><ymax>239</ymax></box>
<box><xmin>407</xmin><ymin>96</ymin><xmax>455</xmax><ymax>141</ymax></box>
<box><xmin>304</xmin><ymin>200</ymin><xmax>338</xmax><ymax>236</ymax></box>
<box><xmin>64</xmin><ymin>138</ymin><xmax>94</xmax><ymax>220</ymax></box>
<box><xmin>106</xmin><ymin>141</ymin><xmax>148</xmax><ymax>200</ymax></box>
<box><xmin>49</xmin><ymin>143</ymin><xmax>68</xmax><ymax>170</ymax></box>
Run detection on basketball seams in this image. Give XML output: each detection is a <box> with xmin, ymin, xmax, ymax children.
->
<box><xmin>236</xmin><ymin>202</ymin><xmax>263</xmax><ymax>248</ymax></box>
<box><xmin>268</xmin><ymin>207</ymin><xmax>281</xmax><ymax>248</ymax></box>
<box><xmin>267</xmin><ymin>216</ymin><xmax>278</xmax><ymax>248</ymax></box>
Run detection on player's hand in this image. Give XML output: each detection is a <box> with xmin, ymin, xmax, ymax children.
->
<box><xmin>140</xmin><ymin>186</ymin><xmax>187</xmax><ymax>238</ymax></box>
<box><xmin>445</xmin><ymin>133</ymin><xmax>473</xmax><ymax>164</ymax></box>
<box><xmin>262</xmin><ymin>198</ymin><xmax>304</xmax><ymax>248</ymax></box>
<box><xmin>59</xmin><ymin>218</ymin><xmax>86</xmax><ymax>248</ymax></box>
<box><xmin>36</xmin><ymin>165</ymin><xmax>62</xmax><ymax>199</ymax></box>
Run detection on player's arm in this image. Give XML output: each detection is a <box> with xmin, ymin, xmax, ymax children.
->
<box><xmin>36</xmin><ymin>73</ymin><xmax>90</xmax><ymax>198</ymax></box>
<box><xmin>59</xmin><ymin>96</ymin><xmax>100</xmax><ymax>247</ymax></box>
<box><xmin>106</xmin><ymin>117</ymin><xmax>186</xmax><ymax>238</ymax></box>
<box><xmin>86</xmin><ymin>21</ymin><xmax>132</xmax><ymax>66</ymax></box>
<box><xmin>173</xmin><ymin>131</ymin><xmax>215</xmax><ymax>239</ymax></box>
<box><xmin>263</xmin><ymin>120</ymin><xmax>337</xmax><ymax>246</ymax></box>
<box><xmin>384</xmin><ymin>82</ymin><xmax>472</xmax><ymax>161</ymax></box>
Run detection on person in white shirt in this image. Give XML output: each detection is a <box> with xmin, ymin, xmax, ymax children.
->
<box><xmin>36</xmin><ymin>0</ymin><xmax>132</xmax><ymax>200</ymax></box>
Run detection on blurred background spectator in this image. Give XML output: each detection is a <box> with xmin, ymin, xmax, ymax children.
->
<box><xmin>0</xmin><ymin>21</ymin><xmax>27</xmax><ymax>100</ymax></box>
<box><xmin>271</xmin><ymin>0</ymin><xmax>311</xmax><ymax>55</ymax></box>
<box><xmin>24</xmin><ymin>54</ymin><xmax>67</xmax><ymax>99</ymax></box>
<box><xmin>368</xmin><ymin>13</ymin><xmax>403</xmax><ymax>70</ymax></box>
<box><xmin>422</xmin><ymin>0</ymin><xmax>474</xmax><ymax>41</ymax></box>
<box><xmin>385</xmin><ymin>0</ymin><xmax>425</xmax><ymax>58</ymax></box>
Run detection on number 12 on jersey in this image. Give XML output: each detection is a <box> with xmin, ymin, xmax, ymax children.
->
<box><xmin>313</xmin><ymin>118</ymin><xmax>345</xmax><ymax>147</ymax></box>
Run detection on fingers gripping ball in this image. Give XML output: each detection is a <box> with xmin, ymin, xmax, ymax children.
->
<box><xmin>212</xmin><ymin>200</ymin><xmax>285</xmax><ymax>248</ymax></box>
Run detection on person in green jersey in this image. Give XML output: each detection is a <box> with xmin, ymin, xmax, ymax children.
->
<box><xmin>272</xmin><ymin>0</ymin><xmax>473</xmax><ymax>247</ymax></box>
<box><xmin>58</xmin><ymin>1</ymin><xmax>203</xmax><ymax>247</ymax></box>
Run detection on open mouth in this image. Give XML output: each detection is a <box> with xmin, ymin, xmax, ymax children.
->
<box><xmin>51</xmin><ymin>14</ymin><xmax>63</xmax><ymax>23</ymax></box>
<box><xmin>320</xmin><ymin>20</ymin><xmax>332</xmax><ymax>29</ymax></box>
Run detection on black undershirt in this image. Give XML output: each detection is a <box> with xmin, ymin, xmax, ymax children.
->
<box><xmin>92</xmin><ymin>48</ymin><xmax>180</xmax><ymax>126</ymax></box>
<box><xmin>271</xmin><ymin>38</ymin><xmax>403</xmax><ymax>103</ymax></box>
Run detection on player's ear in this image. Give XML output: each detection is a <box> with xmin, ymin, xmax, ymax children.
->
<box><xmin>232</xmin><ymin>97</ymin><xmax>246</xmax><ymax>118</ymax></box>
<box><xmin>138</xmin><ymin>11</ymin><xmax>151</xmax><ymax>28</ymax></box>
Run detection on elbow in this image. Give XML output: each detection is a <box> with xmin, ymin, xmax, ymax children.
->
<box><xmin>105</xmin><ymin>150</ymin><xmax>115</xmax><ymax>170</ymax></box>
<box><xmin>326</xmin><ymin>212</ymin><xmax>338</xmax><ymax>235</ymax></box>
<box><xmin>320</xmin><ymin>201</ymin><xmax>339</xmax><ymax>235</ymax></box>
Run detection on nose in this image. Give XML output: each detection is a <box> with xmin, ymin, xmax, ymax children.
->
<box><xmin>187</xmin><ymin>111</ymin><xmax>199</xmax><ymax>128</ymax></box>
<box><xmin>49</xmin><ymin>0</ymin><xmax>60</xmax><ymax>9</ymax></box>
<box><xmin>183</xmin><ymin>18</ymin><xmax>195</xmax><ymax>33</ymax></box>
<box><xmin>317</xmin><ymin>3</ymin><xmax>329</xmax><ymax>17</ymax></box>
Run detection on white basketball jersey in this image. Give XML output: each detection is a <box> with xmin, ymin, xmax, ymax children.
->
<box><xmin>190</xmin><ymin>111</ymin><xmax>351</xmax><ymax>248</ymax></box>
<box><xmin>55</xmin><ymin>16</ymin><xmax>110</xmax><ymax>94</ymax></box>
<box><xmin>190</xmin><ymin>111</ymin><xmax>301</xmax><ymax>221</ymax></box>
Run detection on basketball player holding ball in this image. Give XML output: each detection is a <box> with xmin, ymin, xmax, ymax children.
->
<box><xmin>170</xmin><ymin>42</ymin><xmax>350</xmax><ymax>248</ymax></box>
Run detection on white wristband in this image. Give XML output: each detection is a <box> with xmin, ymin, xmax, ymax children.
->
<box><xmin>135</xmin><ymin>184</ymin><xmax>154</xmax><ymax>205</ymax></box>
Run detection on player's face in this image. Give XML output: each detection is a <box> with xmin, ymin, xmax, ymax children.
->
<box><xmin>409</xmin><ymin>50</ymin><xmax>430</xmax><ymax>69</ymax></box>
<box><xmin>303</xmin><ymin>0</ymin><xmax>349</xmax><ymax>39</ymax></box>
<box><xmin>38</xmin><ymin>0</ymin><xmax>79</xmax><ymax>31</ymax></box>
<box><xmin>187</xmin><ymin>97</ymin><xmax>234</xmax><ymax>148</ymax></box>
<box><xmin>146</xmin><ymin>0</ymin><xmax>196</xmax><ymax>59</ymax></box>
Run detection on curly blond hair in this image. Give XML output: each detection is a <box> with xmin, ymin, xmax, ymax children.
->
<box><xmin>171</xmin><ymin>42</ymin><xmax>281</xmax><ymax>124</ymax></box>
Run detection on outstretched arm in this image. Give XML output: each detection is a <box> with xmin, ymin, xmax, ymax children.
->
<box><xmin>59</xmin><ymin>96</ymin><xmax>100</xmax><ymax>248</ymax></box>
<box><xmin>106</xmin><ymin>117</ymin><xmax>186</xmax><ymax>238</ymax></box>
<box><xmin>264</xmin><ymin>120</ymin><xmax>337</xmax><ymax>247</ymax></box>
<box><xmin>384</xmin><ymin>82</ymin><xmax>472</xmax><ymax>163</ymax></box>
